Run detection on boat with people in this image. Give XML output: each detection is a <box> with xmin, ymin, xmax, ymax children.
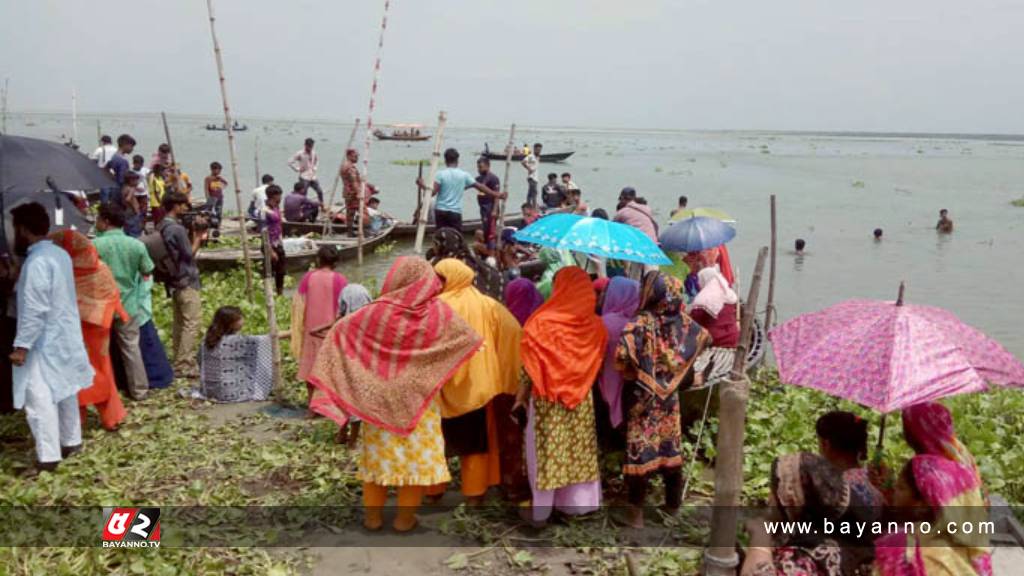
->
<box><xmin>205</xmin><ymin>121</ymin><xmax>248</xmax><ymax>132</ymax></box>
<box><xmin>197</xmin><ymin>221</ymin><xmax>395</xmax><ymax>273</ymax></box>
<box><xmin>390</xmin><ymin>212</ymin><xmax>525</xmax><ymax>239</ymax></box>
<box><xmin>373</xmin><ymin>124</ymin><xmax>430</xmax><ymax>141</ymax></box>
<box><xmin>480</xmin><ymin>144</ymin><xmax>574</xmax><ymax>163</ymax></box>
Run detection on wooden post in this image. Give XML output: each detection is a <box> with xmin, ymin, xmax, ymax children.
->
<box><xmin>414</xmin><ymin>111</ymin><xmax>447</xmax><ymax>254</ymax></box>
<box><xmin>160</xmin><ymin>112</ymin><xmax>177</xmax><ymax>168</ymax></box>
<box><xmin>71</xmin><ymin>87</ymin><xmax>78</xmax><ymax>146</ymax></box>
<box><xmin>493</xmin><ymin>123</ymin><xmax>516</xmax><ymax>255</ymax></box>
<box><xmin>253</xmin><ymin>134</ymin><xmax>260</xmax><ymax>188</ymax></box>
<box><xmin>704</xmin><ymin>246</ymin><xmax>768</xmax><ymax>576</ymax></box>
<box><xmin>1</xmin><ymin>77</ymin><xmax>8</xmax><ymax>134</ymax></box>
<box><xmin>764</xmin><ymin>194</ymin><xmax>778</xmax><ymax>331</ymax></box>
<box><xmin>321</xmin><ymin>119</ymin><xmax>361</xmax><ymax>237</ymax></box>
<box><xmin>205</xmin><ymin>0</ymin><xmax>254</xmax><ymax>296</ymax></box>
<box><xmin>412</xmin><ymin>161</ymin><xmax>424</xmax><ymax>223</ymax></box>
<box><xmin>261</xmin><ymin>229</ymin><xmax>283</xmax><ymax>395</ymax></box>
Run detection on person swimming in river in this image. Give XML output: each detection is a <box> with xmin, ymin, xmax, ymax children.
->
<box><xmin>873</xmin><ymin>228</ymin><xmax>883</xmax><ymax>241</ymax></box>
<box><xmin>936</xmin><ymin>209</ymin><xmax>954</xmax><ymax>233</ymax></box>
<box><xmin>794</xmin><ymin>238</ymin><xmax>806</xmax><ymax>256</ymax></box>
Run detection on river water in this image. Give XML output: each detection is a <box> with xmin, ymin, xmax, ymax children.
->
<box><xmin>10</xmin><ymin>112</ymin><xmax>1024</xmax><ymax>357</ymax></box>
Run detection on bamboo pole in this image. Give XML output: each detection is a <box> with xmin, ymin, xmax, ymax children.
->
<box><xmin>493</xmin><ymin>123</ymin><xmax>516</xmax><ymax>255</ymax></box>
<box><xmin>322</xmin><ymin>119</ymin><xmax>361</xmax><ymax>237</ymax></box>
<box><xmin>253</xmin><ymin>134</ymin><xmax>260</xmax><ymax>188</ymax></box>
<box><xmin>160</xmin><ymin>112</ymin><xmax>177</xmax><ymax>171</ymax></box>
<box><xmin>412</xmin><ymin>161</ymin><xmax>424</xmax><ymax>223</ymax></box>
<box><xmin>205</xmin><ymin>0</ymin><xmax>254</xmax><ymax>296</ymax></box>
<box><xmin>261</xmin><ymin>229</ymin><xmax>283</xmax><ymax>396</ymax></box>
<box><xmin>357</xmin><ymin>0</ymin><xmax>392</xmax><ymax>267</ymax></box>
<box><xmin>704</xmin><ymin>246</ymin><xmax>768</xmax><ymax>576</ymax></box>
<box><xmin>414</xmin><ymin>111</ymin><xmax>447</xmax><ymax>254</ymax></box>
<box><xmin>71</xmin><ymin>87</ymin><xmax>78</xmax><ymax>146</ymax></box>
<box><xmin>1</xmin><ymin>78</ymin><xmax>8</xmax><ymax>134</ymax></box>
<box><xmin>764</xmin><ymin>194</ymin><xmax>778</xmax><ymax>330</ymax></box>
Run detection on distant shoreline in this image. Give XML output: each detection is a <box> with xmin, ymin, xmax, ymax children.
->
<box><xmin>7</xmin><ymin>110</ymin><xmax>1024</xmax><ymax>142</ymax></box>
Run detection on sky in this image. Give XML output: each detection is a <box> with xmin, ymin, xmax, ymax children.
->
<box><xmin>2</xmin><ymin>0</ymin><xmax>1023</xmax><ymax>133</ymax></box>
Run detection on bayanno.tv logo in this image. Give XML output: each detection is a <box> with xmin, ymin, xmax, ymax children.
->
<box><xmin>101</xmin><ymin>507</ymin><xmax>161</xmax><ymax>548</ymax></box>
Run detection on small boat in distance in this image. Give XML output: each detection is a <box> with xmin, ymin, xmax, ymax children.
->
<box><xmin>373</xmin><ymin>124</ymin><xmax>430</xmax><ymax>141</ymax></box>
<box><xmin>480</xmin><ymin>144</ymin><xmax>574</xmax><ymax>163</ymax></box>
<box><xmin>206</xmin><ymin>121</ymin><xmax>248</xmax><ymax>132</ymax></box>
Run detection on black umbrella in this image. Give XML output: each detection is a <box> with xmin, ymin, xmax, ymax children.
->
<box><xmin>0</xmin><ymin>134</ymin><xmax>115</xmax><ymax>195</ymax></box>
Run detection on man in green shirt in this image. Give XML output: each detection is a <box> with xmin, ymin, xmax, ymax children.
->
<box><xmin>93</xmin><ymin>204</ymin><xmax>153</xmax><ymax>400</ymax></box>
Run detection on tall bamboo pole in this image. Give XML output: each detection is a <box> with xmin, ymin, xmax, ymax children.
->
<box><xmin>357</xmin><ymin>0</ymin><xmax>392</xmax><ymax>267</ymax></box>
<box><xmin>71</xmin><ymin>87</ymin><xmax>78</xmax><ymax>146</ymax></box>
<box><xmin>764</xmin><ymin>194</ymin><xmax>778</xmax><ymax>330</ymax></box>
<box><xmin>493</xmin><ymin>123</ymin><xmax>516</xmax><ymax>255</ymax></box>
<box><xmin>261</xmin><ymin>229</ymin><xmax>283</xmax><ymax>395</ymax></box>
<box><xmin>1</xmin><ymin>78</ymin><xmax>8</xmax><ymax>134</ymax></box>
<box><xmin>414</xmin><ymin>111</ymin><xmax>447</xmax><ymax>254</ymax></box>
<box><xmin>253</xmin><ymin>134</ymin><xmax>260</xmax><ymax>188</ymax></box>
<box><xmin>205</xmin><ymin>0</ymin><xmax>254</xmax><ymax>296</ymax></box>
<box><xmin>704</xmin><ymin>246</ymin><xmax>768</xmax><ymax>576</ymax></box>
<box><xmin>160</xmin><ymin>112</ymin><xmax>177</xmax><ymax>171</ymax></box>
<box><xmin>322</xmin><ymin>119</ymin><xmax>361</xmax><ymax>237</ymax></box>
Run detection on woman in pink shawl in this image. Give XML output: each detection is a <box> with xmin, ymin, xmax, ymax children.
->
<box><xmin>874</xmin><ymin>455</ymin><xmax>991</xmax><ymax>576</ymax></box>
<box><xmin>290</xmin><ymin>246</ymin><xmax>347</xmax><ymax>412</ymax></box>
<box><xmin>902</xmin><ymin>402</ymin><xmax>981</xmax><ymax>481</ymax></box>
<box><xmin>597</xmin><ymin>277</ymin><xmax>640</xmax><ymax>428</ymax></box>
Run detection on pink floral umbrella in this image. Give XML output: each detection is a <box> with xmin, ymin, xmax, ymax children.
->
<box><xmin>768</xmin><ymin>286</ymin><xmax>1024</xmax><ymax>413</ymax></box>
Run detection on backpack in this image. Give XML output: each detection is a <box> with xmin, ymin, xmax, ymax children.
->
<box><xmin>141</xmin><ymin>222</ymin><xmax>180</xmax><ymax>285</ymax></box>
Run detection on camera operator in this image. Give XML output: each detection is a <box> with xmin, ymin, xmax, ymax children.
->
<box><xmin>157</xmin><ymin>192</ymin><xmax>204</xmax><ymax>379</ymax></box>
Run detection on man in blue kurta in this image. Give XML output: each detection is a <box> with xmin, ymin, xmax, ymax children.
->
<box><xmin>8</xmin><ymin>203</ymin><xmax>94</xmax><ymax>471</ymax></box>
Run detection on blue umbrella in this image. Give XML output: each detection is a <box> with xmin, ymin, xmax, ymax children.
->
<box><xmin>514</xmin><ymin>213</ymin><xmax>671</xmax><ymax>265</ymax></box>
<box><xmin>659</xmin><ymin>216</ymin><xmax>736</xmax><ymax>253</ymax></box>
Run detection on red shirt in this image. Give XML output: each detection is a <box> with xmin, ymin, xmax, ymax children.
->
<box><xmin>691</xmin><ymin>303</ymin><xmax>739</xmax><ymax>348</ymax></box>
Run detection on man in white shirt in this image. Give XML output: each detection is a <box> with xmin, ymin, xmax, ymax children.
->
<box><xmin>287</xmin><ymin>138</ymin><xmax>323</xmax><ymax>204</ymax></box>
<box><xmin>89</xmin><ymin>135</ymin><xmax>117</xmax><ymax>168</ymax></box>
<box><xmin>250</xmin><ymin>174</ymin><xmax>274</xmax><ymax>220</ymax></box>
<box><xmin>520</xmin><ymin>142</ymin><xmax>541</xmax><ymax>207</ymax></box>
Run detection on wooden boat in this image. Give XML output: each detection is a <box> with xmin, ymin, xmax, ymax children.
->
<box><xmin>197</xmin><ymin>222</ymin><xmax>395</xmax><ymax>273</ymax></box>
<box><xmin>390</xmin><ymin>212</ymin><xmax>525</xmax><ymax>239</ymax></box>
<box><xmin>373</xmin><ymin>124</ymin><xmax>430</xmax><ymax>141</ymax></box>
<box><xmin>205</xmin><ymin>122</ymin><xmax>248</xmax><ymax>132</ymax></box>
<box><xmin>480</xmin><ymin>147</ymin><xmax>574</xmax><ymax>163</ymax></box>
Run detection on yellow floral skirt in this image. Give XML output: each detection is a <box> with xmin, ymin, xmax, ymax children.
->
<box><xmin>359</xmin><ymin>399</ymin><xmax>452</xmax><ymax>486</ymax></box>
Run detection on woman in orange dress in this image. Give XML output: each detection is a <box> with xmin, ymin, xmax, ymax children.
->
<box><xmin>50</xmin><ymin>230</ymin><xmax>128</xmax><ymax>431</ymax></box>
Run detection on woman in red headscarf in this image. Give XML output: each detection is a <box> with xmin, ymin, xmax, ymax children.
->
<box><xmin>516</xmin><ymin>266</ymin><xmax>607</xmax><ymax>525</ymax></box>
<box><xmin>50</xmin><ymin>230</ymin><xmax>128</xmax><ymax>431</ymax></box>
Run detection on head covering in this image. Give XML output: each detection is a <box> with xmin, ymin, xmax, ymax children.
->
<box><xmin>434</xmin><ymin>258</ymin><xmax>522</xmax><ymax>417</ymax></box>
<box><xmin>618</xmin><ymin>272</ymin><xmax>707</xmax><ymax>399</ymax></box>
<box><xmin>536</xmin><ymin>247</ymin><xmax>571</xmax><ymax>299</ymax></box>
<box><xmin>598</xmin><ymin>277</ymin><xmax>640</xmax><ymax>427</ymax></box>
<box><xmin>49</xmin><ymin>229</ymin><xmax>126</xmax><ymax>328</ymax></box>
<box><xmin>521</xmin><ymin>267</ymin><xmax>607</xmax><ymax>409</ymax></box>
<box><xmin>504</xmin><ymin>278</ymin><xmax>544</xmax><ymax>326</ymax></box>
<box><xmin>592</xmin><ymin>277</ymin><xmax>610</xmax><ymax>294</ymax></box>
<box><xmin>691</xmin><ymin>267</ymin><xmax>738</xmax><ymax>318</ymax></box>
<box><xmin>339</xmin><ymin>284</ymin><xmax>372</xmax><ymax>317</ymax></box>
<box><xmin>308</xmin><ymin>256</ymin><xmax>482</xmax><ymax>435</ymax></box>
<box><xmin>901</xmin><ymin>402</ymin><xmax>979</xmax><ymax>476</ymax></box>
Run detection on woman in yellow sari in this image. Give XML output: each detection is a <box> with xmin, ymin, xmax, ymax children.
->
<box><xmin>428</xmin><ymin>258</ymin><xmax>525</xmax><ymax>503</ymax></box>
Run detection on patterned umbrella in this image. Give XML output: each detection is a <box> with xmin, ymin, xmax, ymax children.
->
<box><xmin>768</xmin><ymin>288</ymin><xmax>1024</xmax><ymax>413</ymax></box>
<box><xmin>659</xmin><ymin>216</ymin><xmax>736</xmax><ymax>253</ymax></box>
<box><xmin>513</xmin><ymin>213</ymin><xmax>671</xmax><ymax>265</ymax></box>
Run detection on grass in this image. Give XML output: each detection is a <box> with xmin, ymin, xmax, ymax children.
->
<box><xmin>389</xmin><ymin>159</ymin><xmax>430</xmax><ymax>167</ymax></box>
<box><xmin>1011</xmin><ymin>198</ymin><xmax>1024</xmax><ymax>208</ymax></box>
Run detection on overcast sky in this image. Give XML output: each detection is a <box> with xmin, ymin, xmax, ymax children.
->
<box><xmin>3</xmin><ymin>0</ymin><xmax>1023</xmax><ymax>133</ymax></box>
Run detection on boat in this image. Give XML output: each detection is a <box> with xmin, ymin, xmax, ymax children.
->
<box><xmin>480</xmin><ymin>145</ymin><xmax>574</xmax><ymax>163</ymax></box>
<box><xmin>373</xmin><ymin>124</ymin><xmax>430</xmax><ymax>141</ymax></box>
<box><xmin>390</xmin><ymin>212</ymin><xmax>525</xmax><ymax>239</ymax></box>
<box><xmin>197</xmin><ymin>222</ymin><xmax>395</xmax><ymax>273</ymax></box>
<box><xmin>205</xmin><ymin>122</ymin><xmax>248</xmax><ymax>132</ymax></box>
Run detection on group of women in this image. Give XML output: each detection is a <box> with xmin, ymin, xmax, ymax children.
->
<box><xmin>290</xmin><ymin>225</ymin><xmax>744</xmax><ymax>532</ymax></box>
<box><xmin>742</xmin><ymin>403</ymin><xmax>991</xmax><ymax>576</ymax></box>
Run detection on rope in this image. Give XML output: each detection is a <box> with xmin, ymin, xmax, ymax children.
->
<box><xmin>358</xmin><ymin>0</ymin><xmax>390</xmax><ymax>262</ymax></box>
<box><xmin>680</xmin><ymin>381</ymin><xmax>716</xmax><ymax>504</ymax></box>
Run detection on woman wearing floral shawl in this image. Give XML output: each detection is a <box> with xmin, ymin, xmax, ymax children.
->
<box><xmin>615</xmin><ymin>271</ymin><xmax>709</xmax><ymax>527</ymax></box>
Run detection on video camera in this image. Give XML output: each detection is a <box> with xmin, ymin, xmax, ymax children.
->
<box><xmin>181</xmin><ymin>209</ymin><xmax>221</xmax><ymax>241</ymax></box>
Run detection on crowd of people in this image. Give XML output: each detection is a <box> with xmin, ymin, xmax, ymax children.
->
<box><xmin>0</xmin><ymin>130</ymin><xmax>989</xmax><ymax>574</ymax></box>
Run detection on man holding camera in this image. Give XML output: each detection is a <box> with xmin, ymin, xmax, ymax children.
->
<box><xmin>157</xmin><ymin>192</ymin><xmax>204</xmax><ymax>379</ymax></box>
